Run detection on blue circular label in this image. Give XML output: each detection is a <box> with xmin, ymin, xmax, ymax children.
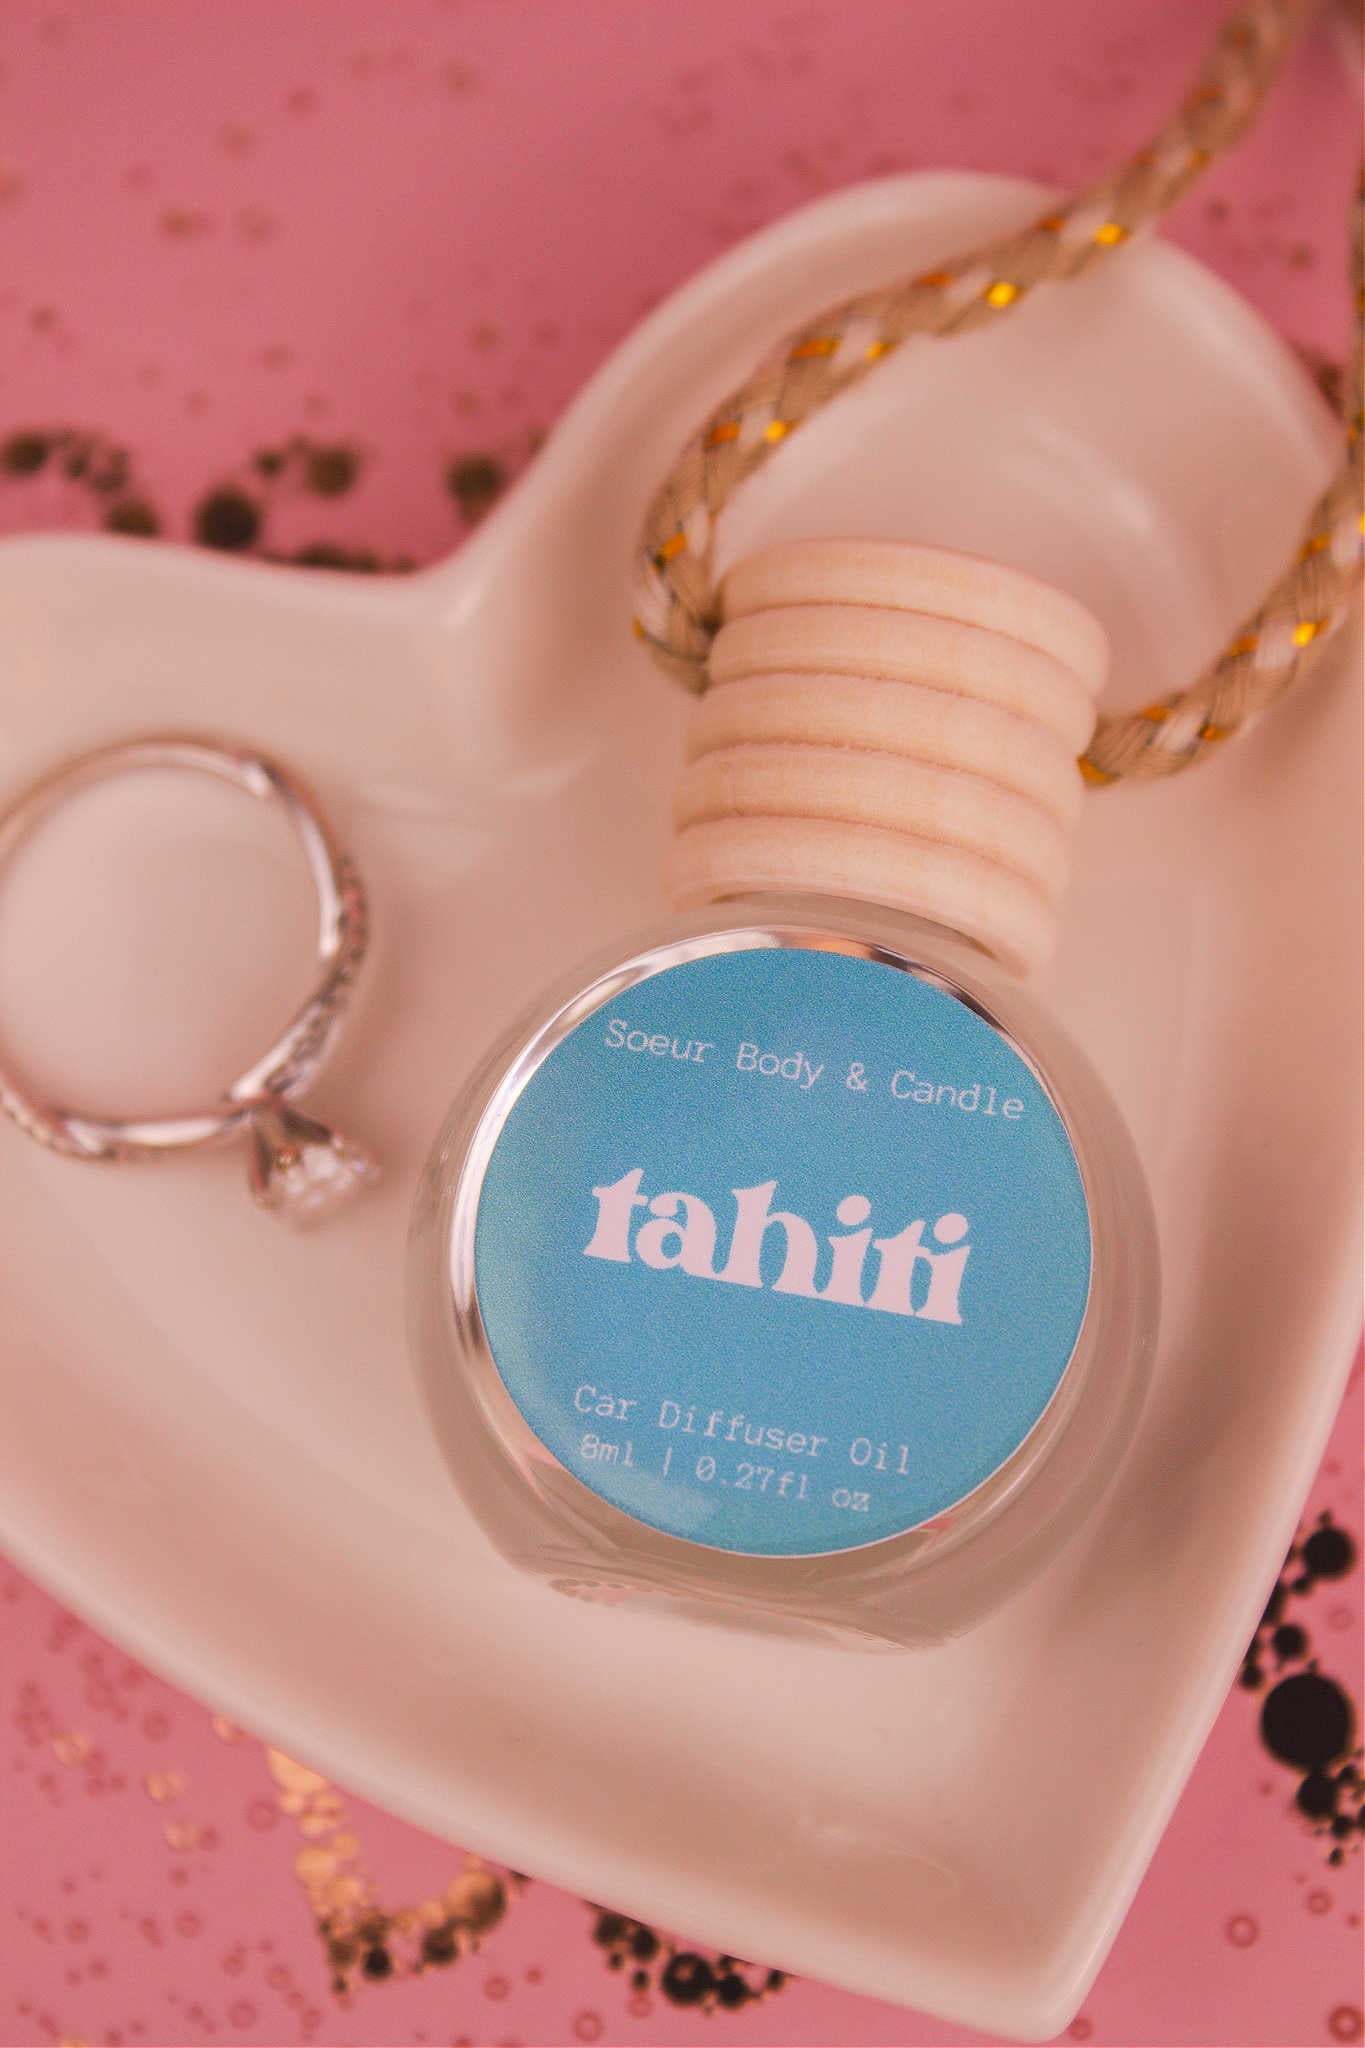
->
<box><xmin>470</xmin><ymin>940</ymin><xmax>1091</xmax><ymax>1557</ymax></box>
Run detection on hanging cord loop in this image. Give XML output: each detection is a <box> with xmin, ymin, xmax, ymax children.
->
<box><xmin>632</xmin><ymin>0</ymin><xmax>1363</xmax><ymax>786</ymax></box>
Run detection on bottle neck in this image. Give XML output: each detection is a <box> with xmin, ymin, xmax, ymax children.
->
<box><xmin>679</xmin><ymin>888</ymin><xmax>1011</xmax><ymax>978</ymax></box>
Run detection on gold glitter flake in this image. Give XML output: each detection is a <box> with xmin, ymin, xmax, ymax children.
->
<box><xmin>262</xmin><ymin>1744</ymin><xmax>518</xmax><ymax>1999</ymax></box>
<box><xmin>266</xmin><ymin>1751</ymin><xmax>329</xmax><ymax>1796</ymax></box>
<box><xmin>144</xmin><ymin>1768</ymin><xmax>185</xmax><ymax>1804</ymax></box>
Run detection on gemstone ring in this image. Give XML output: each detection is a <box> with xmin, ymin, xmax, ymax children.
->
<box><xmin>0</xmin><ymin>733</ymin><xmax>377</xmax><ymax>1223</ymax></box>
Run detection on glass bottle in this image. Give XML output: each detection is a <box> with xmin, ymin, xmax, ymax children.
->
<box><xmin>407</xmin><ymin>543</ymin><xmax>1160</xmax><ymax>1650</ymax></box>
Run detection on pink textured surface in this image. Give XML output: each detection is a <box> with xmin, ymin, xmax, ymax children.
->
<box><xmin>0</xmin><ymin>3</ymin><xmax>1361</xmax><ymax>2044</ymax></box>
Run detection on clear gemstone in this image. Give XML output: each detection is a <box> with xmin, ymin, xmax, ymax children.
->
<box><xmin>246</xmin><ymin>1098</ymin><xmax>377</xmax><ymax>1222</ymax></box>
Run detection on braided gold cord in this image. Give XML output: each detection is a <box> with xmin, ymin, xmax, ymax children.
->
<box><xmin>633</xmin><ymin>0</ymin><xmax>1365</xmax><ymax>787</ymax></box>
<box><xmin>1082</xmin><ymin>168</ymin><xmax>1363</xmax><ymax>781</ymax></box>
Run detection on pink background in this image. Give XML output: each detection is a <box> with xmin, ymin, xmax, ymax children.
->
<box><xmin>0</xmin><ymin>3</ymin><xmax>1361</xmax><ymax>2043</ymax></box>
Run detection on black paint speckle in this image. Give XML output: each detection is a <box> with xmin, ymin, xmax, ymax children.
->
<box><xmin>660</xmin><ymin>1953</ymin><xmax>714</xmax><ymax>2007</ymax></box>
<box><xmin>446</xmin><ymin>451</ymin><xmax>505</xmax><ymax>523</ymax></box>
<box><xmin>305</xmin><ymin>444</ymin><xmax>359</xmax><ymax>496</ymax></box>
<box><xmin>590</xmin><ymin>1909</ymin><xmax>786</xmax><ymax>2014</ymax></box>
<box><xmin>104</xmin><ymin>497</ymin><xmax>159</xmax><ymax>537</ymax></box>
<box><xmin>193</xmin><ymin>487</ymin><xmax>261</xmax><ymax>551</ymax></box>
<box><xmin>1</xmin><ymin>430</ymin><xmax>51</xmax><ymax>475</ymax></box>
<box><xmin>1303</xmin><ymin>1525</ymin><xmax>1355</xmax><ymax>1582</ymax></box>
<box><xmin>1298</xmin><ymin>1772</ymin><xmax>1338</xmax><ymax>1820</ymax></box>
<box><xmin>1246</xmin><ymin>1513</ymin><xmax>1362</xmax><ymax>1862</ymax></box>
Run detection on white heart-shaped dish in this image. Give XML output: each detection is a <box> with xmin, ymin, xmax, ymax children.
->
<box><xmin>0</xmin><ymin>173</ymin><xmax>1358</xmax><ymax>2038</ymax></box>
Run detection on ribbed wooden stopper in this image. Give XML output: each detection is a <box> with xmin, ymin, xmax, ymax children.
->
<box><xmin>663</xmin><ymin>538</ymin><xmax>1107</xmax><ymax>976</ymax></box>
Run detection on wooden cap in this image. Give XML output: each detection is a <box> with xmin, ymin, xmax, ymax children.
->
<box><xmin>665</xmin><ymin>538</ymin><xmax>1108</xmax><ymax>975</ymax></box>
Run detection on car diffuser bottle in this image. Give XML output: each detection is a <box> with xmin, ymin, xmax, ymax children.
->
<box><xmin>409</xmin><ymin>539</ymin><xmax>1159</xmax><ymax>1648</ymax></box>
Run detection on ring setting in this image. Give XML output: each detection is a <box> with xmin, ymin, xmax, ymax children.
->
<box><xmin>0</xmin><ymin>734</ymin><xmax>377</xmax><ymax>1224</ymax></box>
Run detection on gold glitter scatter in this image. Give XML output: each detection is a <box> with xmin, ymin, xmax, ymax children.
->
<box><xmin>264</xmin><ymin>1745</ymin><xmax>518</xmax><ymax>1997</ymax></box>
<box><xmin>52</xmin><ymin>1732</ymin><xmax>91</xmax><ymax>1768</ymax></box>
<box><xmin>143</xmin><ymin>1768</ymin><xmax>185</xmax><ymax>1804</ymax></box>
<box><xmin>164</xmin><ymin>1819</ymin><xmax>202</xmax><ymax>1851</ymax></box>
<box><xmin>294</xmin><ymin>1845</ymin><xmax>342</xmax><ymax>1887</ymax></box>
<box><xmin>210</xmin><ymin>1715</ymin><xmax>244</xmax><ymax>1743</ymax></box>
<box><xmin>445</xmin><ymin>1869</ymin><xmax>507</xmax><ymax>1936</ymax></box>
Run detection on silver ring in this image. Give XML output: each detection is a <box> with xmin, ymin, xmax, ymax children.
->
<box><xmin>0</xmin><ymin>733</ymin><xmax>377</xmax><ymax>1222</ymax></box>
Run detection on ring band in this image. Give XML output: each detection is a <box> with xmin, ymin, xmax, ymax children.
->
<box><xmin>0</xmin><ymin>733</ymin><xmax>377</xmax><ymax>1222</ymax></box>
